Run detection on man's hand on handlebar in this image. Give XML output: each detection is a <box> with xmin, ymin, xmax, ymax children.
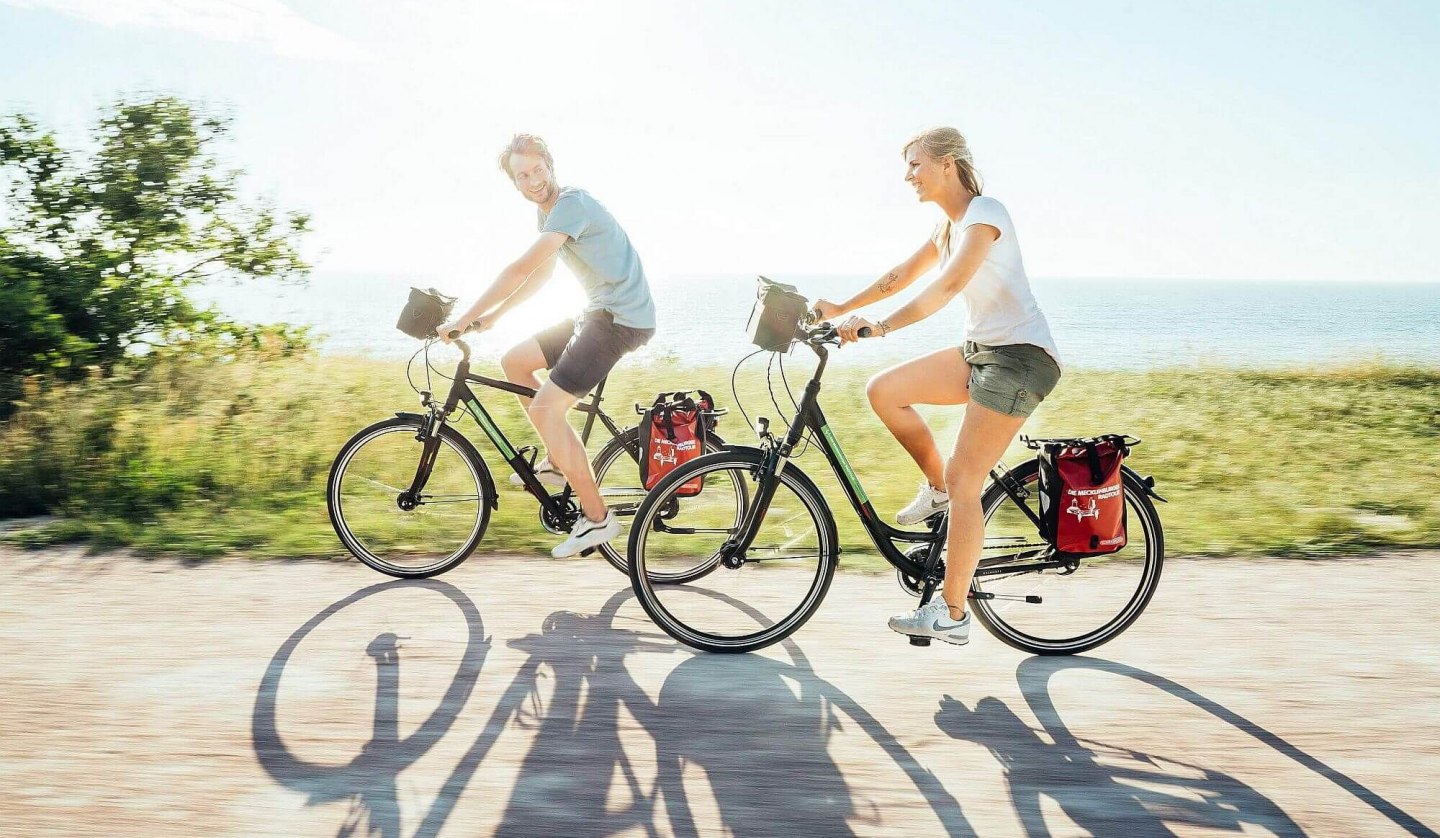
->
<box><xmin>436</xmin><ymin>311</ymin><xmax>499</xmax><ymax>344</ymax></box>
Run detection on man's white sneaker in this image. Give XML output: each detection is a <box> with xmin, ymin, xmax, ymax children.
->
<box><xmin>511</xmin><ymin>457</ymin><xmax>567</xmax><ymax>490</ymax></box>
<box><xmin>551</xmin><ymin>510</ymin><xmax>622</xmax><ymax>558</ymax></box>
<box><xmin>888</xmin><ymin>598</ymin><xmax>970</xmax><ymax>645</ymax></box>
<box><xmin>896</xmin><ymin>481</ymin><xmax>949</xmax><ymax>525</ymax></box>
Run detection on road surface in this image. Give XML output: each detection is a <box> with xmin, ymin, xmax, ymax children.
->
<box><xmin>2</xmin><ymin>546</ymin><xmax>1437</xmax><ymax>836</ymax></box>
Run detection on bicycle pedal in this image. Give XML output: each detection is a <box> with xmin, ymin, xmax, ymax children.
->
<box><xmin>579</xmin><ymin>547</ymin><xmax>595</xmax><ymax>557</ymax></box>
<box><xmin>908</xmin><ymin>636</ymin><xmax>931</xmax><ymax>647</ymax></box>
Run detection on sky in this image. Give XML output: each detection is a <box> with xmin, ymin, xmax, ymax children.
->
<box><xmin>2</xmin><ymin>0</ymin><xmax>1439</xmax><ymax>289</ymax></box>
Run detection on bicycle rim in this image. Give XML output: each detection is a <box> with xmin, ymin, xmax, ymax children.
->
<box><xmin>593</xmin><ymin>430</ymin><xmax>740</xmax><ymax>581</ymax></box>
<box><xmin>630</xmin><ymin>455</ymin><xmax>837</xmax><ymax>653</ymax></box>
<box><xmin>330</xmin><ymin>422</ymin><xmax>487</xmax><ymax>577</ymax></box>
<box><xmin>973</xmin><ymin>462</ymin><xmax>1163</xmax><ymax>655</ymax></box>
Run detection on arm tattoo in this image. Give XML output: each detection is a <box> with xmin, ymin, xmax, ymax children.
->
<box><xmin>876</xmin><ymin>272</ymin><xmax>899</xmax><ymax>293</ymax></box>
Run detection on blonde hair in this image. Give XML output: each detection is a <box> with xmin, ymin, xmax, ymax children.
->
<box><xmin>904</xmin><ymin>127</ymin><xmax>983</xmax><ymax>196</ymax></box>
<box><xmin>497</xmin><ymin>133</ymin><xmax>554</xmax><ymax>180</ymax></box>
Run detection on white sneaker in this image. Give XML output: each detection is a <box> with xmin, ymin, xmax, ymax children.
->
<box><xmin>551</xmin><ymin>510</ymin><xmax>621</xmax><ymax>558</ymax></box>
<box><xmin>896</xmin><ymin>481</ymin><xmax>949</xmax><ymax>525</ymax></box>
<box><xmin>888</xmin><ymin>598</ymin><xmax>970</xmax><ymax>645</ymax></box>
<box><xmin>511</xmin><ymin>457</ymin><xmax>567</xmax><ymax>489</ymax></box>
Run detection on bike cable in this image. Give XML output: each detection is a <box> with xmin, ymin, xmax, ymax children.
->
<box><xmin>729</xmin><ymin>347</ymin><xmax>769</xmax><ymax>437</ymax></box>
<box><xmin>775</xmin><ymin>351</ymin><xmax>816</xmax><ymax>457</ymax></box>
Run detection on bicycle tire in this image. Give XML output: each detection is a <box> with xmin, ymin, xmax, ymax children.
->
<box><xmin>327</xmin><ymin>416</ymin><xmax>496</xmax><ymax>578</ymax></box>
<box><xmin>628</xmin><ymin>448</ymin><xmax>840</xmax><ymax>654</ymax></box>
<box><xmin>970</xmin><ymin>457</ymin><xmax>1164</xmax><ymax>655</ymax></box>
<box><xmin>591</xmin><ymin>427</ymin><xmax>738</xmax><ymax>581</ymax></box>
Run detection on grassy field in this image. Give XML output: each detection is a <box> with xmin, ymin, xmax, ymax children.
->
<box><xmin>2</xmin><ymin>350</ymin><xmax>1438</xmax><ymax>565</ymax></box>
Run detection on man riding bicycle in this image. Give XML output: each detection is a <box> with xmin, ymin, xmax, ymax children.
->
<box><xmin>438</xmin><ymin>134</ymin><xmax>657</xmax><ymax>558</ymax></box>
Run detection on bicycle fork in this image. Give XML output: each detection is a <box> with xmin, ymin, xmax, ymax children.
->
<box><xmin>398</xmin><ymin>408</ymin><xmax>446</xmax><ymax>510</ymax></box>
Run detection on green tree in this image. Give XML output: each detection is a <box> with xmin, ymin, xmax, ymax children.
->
<box><xmin>0</xmin><ymin>95</ymin><xmax>311</xmax><ymax>411</ymax></box>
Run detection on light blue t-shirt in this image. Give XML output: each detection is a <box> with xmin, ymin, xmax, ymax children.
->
<box><xmin>537</xmin><ymin>187</ymin><xmax>656</xmax><ymax>330</ymax></box>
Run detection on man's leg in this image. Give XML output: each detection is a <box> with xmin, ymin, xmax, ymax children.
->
<box><xmin>500</xmin><ymin>339</ymin><xmax>547</xmax><ymax>410</ymax></box>
<box><xmin>526</xmin><ymin>381</ymin><xmax>606</xmax><ymax>520</ymax></box>
<box><xmin>503</xmin><ymin>318</ymin><xmax>575</xmax><ymax>410</ymax></box>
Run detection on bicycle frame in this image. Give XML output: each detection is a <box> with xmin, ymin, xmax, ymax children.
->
<box><xmin>402</xmin><ymin>338</ymin><xmax>630</xmax><ymax>524</ymax></box>
<box><xmin>730</xmin><ymin>334</ymin><xmax>1073</xmax><ymax>597</ymax></box>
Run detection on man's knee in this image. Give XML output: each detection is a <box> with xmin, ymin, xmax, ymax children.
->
<box><xmin>501</xmin><ymin>351</ymin><xmax>535</xmax><ymax>381</ymax></box>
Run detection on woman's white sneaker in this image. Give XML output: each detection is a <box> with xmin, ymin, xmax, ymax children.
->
<box><xmin>888</xmin><ymin>599</ymin><xmax>970</xmax><ymax>645</ymax></box>
<box><xmin>551</xmin><ymin>510</ymin><xmax>621</xmax><ymax>558</ymax></box>
<box><xmin>896</xmin><ymin>481</ymin><xmax>949</xmax><ymax>525</ymax></box>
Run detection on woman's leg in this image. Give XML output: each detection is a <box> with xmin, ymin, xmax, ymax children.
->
<box><xmin>940</xmin><ymin>402</ymin><xmax>1028</xmax><ymax>618</ymax></box>
<box><xmin>865</xmin><ymin>348</ymin><xmax>971</xmax><ymax>489</ymax></box>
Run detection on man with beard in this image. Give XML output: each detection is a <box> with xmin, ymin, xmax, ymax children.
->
<box><xmin>439</xmin><ymin>134</ymin><xmax>656</xmax><ymax>558</ymax></box>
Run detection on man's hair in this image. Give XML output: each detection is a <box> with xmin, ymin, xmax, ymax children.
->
<box><xmin>498</xmin><ymin>133</ymin><xmax>554</xmax><ymax>180</ymax></box>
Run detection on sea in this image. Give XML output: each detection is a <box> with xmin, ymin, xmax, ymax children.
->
<box><xmin>196</xmin><ymin>273</ymin><xmax>1440</xmax><ymax>371</ymax></box>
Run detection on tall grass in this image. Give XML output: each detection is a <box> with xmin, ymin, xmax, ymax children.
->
<box><xmin>3</xmin><ymin>348</ymin><xmax>1438</xmax><ymax>561</ymax></box>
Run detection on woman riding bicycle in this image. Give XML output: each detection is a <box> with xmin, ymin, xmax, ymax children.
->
<box><xmin>812</xmin><ymin>127</ymin><xmax>1062</xmax><ymax>647</ymax></box>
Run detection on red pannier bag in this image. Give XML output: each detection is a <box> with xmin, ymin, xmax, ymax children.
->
<box><xmin>1034</xmin><ymin>435</ymin><xmax>1131</xmax><ymax>555</ymax></box>
<box><xmin>640</xmin><ymin>391</ymin><xmax>714</xmax><ymax>497</ymax></box>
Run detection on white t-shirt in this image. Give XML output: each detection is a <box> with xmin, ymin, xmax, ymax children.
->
<box><xmin>934</xmin><ymin>195</ymin><xmax>1062</xmax><ymax>368</ymax></box>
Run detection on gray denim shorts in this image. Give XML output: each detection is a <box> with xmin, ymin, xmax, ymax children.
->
<box><xmin>534</xmin><ymin>311</ymin><xmax>654</xmax><ymax>397</ymax></box>
<box><xmin>962</xmin><ymin>341</ymin><xmax>1061</xmax><ymax>417</ymax></box>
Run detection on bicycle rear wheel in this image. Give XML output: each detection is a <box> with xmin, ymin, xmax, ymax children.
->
<box><xmin>327</xmin><ymin>417</ymin><xmax>495</xmax><ymax>578</ymax></box>
<box><xmin>628</xmin><ymin>449</ymin><xmax>839</xmax><ymax>654</ymax></box>
<box><xmin>971</xmin><ymin>458</ymin><xmax>1164</xmax><ymax>655</ymax></box>
<box><xmin>591</xmin><ymin>428</ymin><xmax>740</xmax><ymax>581</ymax></box>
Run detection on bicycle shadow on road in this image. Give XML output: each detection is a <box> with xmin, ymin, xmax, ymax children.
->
<box><xmin>252</xmin><ymin>582</ymin><xmax>971</xmax><ymax>837</ymax></box>
<box><xmin>417</xmin><ymin>587</ymin><xmax>973</xmax><ymax>837</ymax></box>
<box><xmin>935</xmin><ymin>656</ymin><xmax>1434</xmax><ymax>837</ymax></box>
<box><xmin>251</xmin><ymin>578</ymin><xmax>489</xmax><ymax>838</ymax></box>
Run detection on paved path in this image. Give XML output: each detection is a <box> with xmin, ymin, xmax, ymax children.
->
<box><xmin>2</xmin><ymin>547</ymin><xmax>1437</xmax><ymax>836</ymax></box>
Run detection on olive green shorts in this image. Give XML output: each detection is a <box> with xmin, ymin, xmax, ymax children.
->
<box><xmin>961</xmin><ymin>341</ymin><xmax>1062</xmax><ymax>418</ymax></box>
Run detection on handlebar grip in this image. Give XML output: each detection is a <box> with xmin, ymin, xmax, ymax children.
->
<box><xmin>857</xmin><ymin>327</ymin><xmax>872</xmax><ymax>338</ymax></box>
<box><xmin>446</xmin><ymin>329</ymin><xmax>462</xmax><ymax>340</ymax></box>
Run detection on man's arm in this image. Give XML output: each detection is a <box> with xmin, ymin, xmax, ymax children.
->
<box><xmin>493</xmin><ymin>253</ymin><xmax>557</xmax><ymax>316</ymax></box>
<box><xmin>441</xmin><ymin>232</ymin><xmax>568</xmax><ymax>335</ymax></box>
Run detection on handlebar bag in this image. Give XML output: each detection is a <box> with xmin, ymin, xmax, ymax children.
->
<box><xmin>746</xmin><ymin>276</ymin><xmax>810</xmax><ymax>352</ymax></box>
<box><xmin>641</xmin><ymin>391</ymin><xmax>714</xmax><ymax>496</ymax></box>
<box><xmin>1037</xmin><ymin>435</ymin><xmax>1129</xmax><ymax>555</ymax></box>
<box><xmin>396</xmin><ymin>287</ymin><xmax>456</xmax><ymax>340</ymax></box>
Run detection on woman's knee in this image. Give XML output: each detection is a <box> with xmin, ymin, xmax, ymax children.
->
<box><xmin>942</xmin><ymin>459</ymin><xmax>987</xmax><ymax>498</ymax></box>
<box><xmin>866</xmin><ymin>371</ymin><xmax>896</xmax><ymax>410</ymax></box>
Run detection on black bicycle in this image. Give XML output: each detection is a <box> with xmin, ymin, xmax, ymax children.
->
<box><xmin>626</xmin><ymin>311</ymin><xmax>1166</xmax><ymax>656</ymax></box>
<box><xmin>326</xmin><ymin>336</ymin><xmax>737</xmax><ymax>579</ymax></box>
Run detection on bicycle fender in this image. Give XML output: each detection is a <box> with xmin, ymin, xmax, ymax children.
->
<box><xmin>394</xmin><ymin>411</ymin><xmax>500</xmax><ymax>510</ymax></box>
<box><xmin>1122</xmin><ymin>465</ymin><xmax>1167</xmax><ymax>503</ymax></box>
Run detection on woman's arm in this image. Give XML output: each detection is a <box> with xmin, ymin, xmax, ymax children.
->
<box><xmin>814</xmin><ymin>237</ymin><xmax>939</xmax><ymax>320</ymax></box>
<box><xmin>838</xmin><ymin>223</ymin><xmax>998</xmax><ymax>342</ymax></box>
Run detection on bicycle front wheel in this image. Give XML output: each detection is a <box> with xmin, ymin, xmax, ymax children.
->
<box><xmin>628</xmin><ymin>449</ymin><xmax>839</xmax><ymax>653</ymax></box>
<box><xmin>972</xmin><ymin>458</ymin><xmax>1164</xmax><ymax>655</ymax></box>
<box><xmin>591</xmin><ymin>427</ymin><xmax>741</xmax><ymax>581</ymax></box>
<box><xmin>327</xmin><ymin>417</ymin><xmax>495</xmax><ymax>578</ymax></box>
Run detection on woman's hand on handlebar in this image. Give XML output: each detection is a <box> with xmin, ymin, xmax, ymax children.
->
<box><xmin>837</xmin><ymin>315</ymin><xmax>878</xmax><ymax>344</ymax></box>
<box><xmin>811</xmin><ymin>299</ymin><xmax>845</xmax><ymax>322</ymax></box>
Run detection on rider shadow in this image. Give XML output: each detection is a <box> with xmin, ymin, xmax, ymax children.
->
<box><xmin>254</xmin><ymin>583</ymin><xmax>972</xmax><ymax>836</ymax></box>
<box><xmin>936</xmin><ymin>656</ymin><xmax>1434</xmax><ymax>837</ymax></box>
<box><xmin>422</xmin><ymin>588</ymin><xmax>972</xmax><ymax>838</ymax></box>
<box><xmin>251</xmin><ymin>579</ymin><xmax>489</xmax><ymax>838</ymax></box>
